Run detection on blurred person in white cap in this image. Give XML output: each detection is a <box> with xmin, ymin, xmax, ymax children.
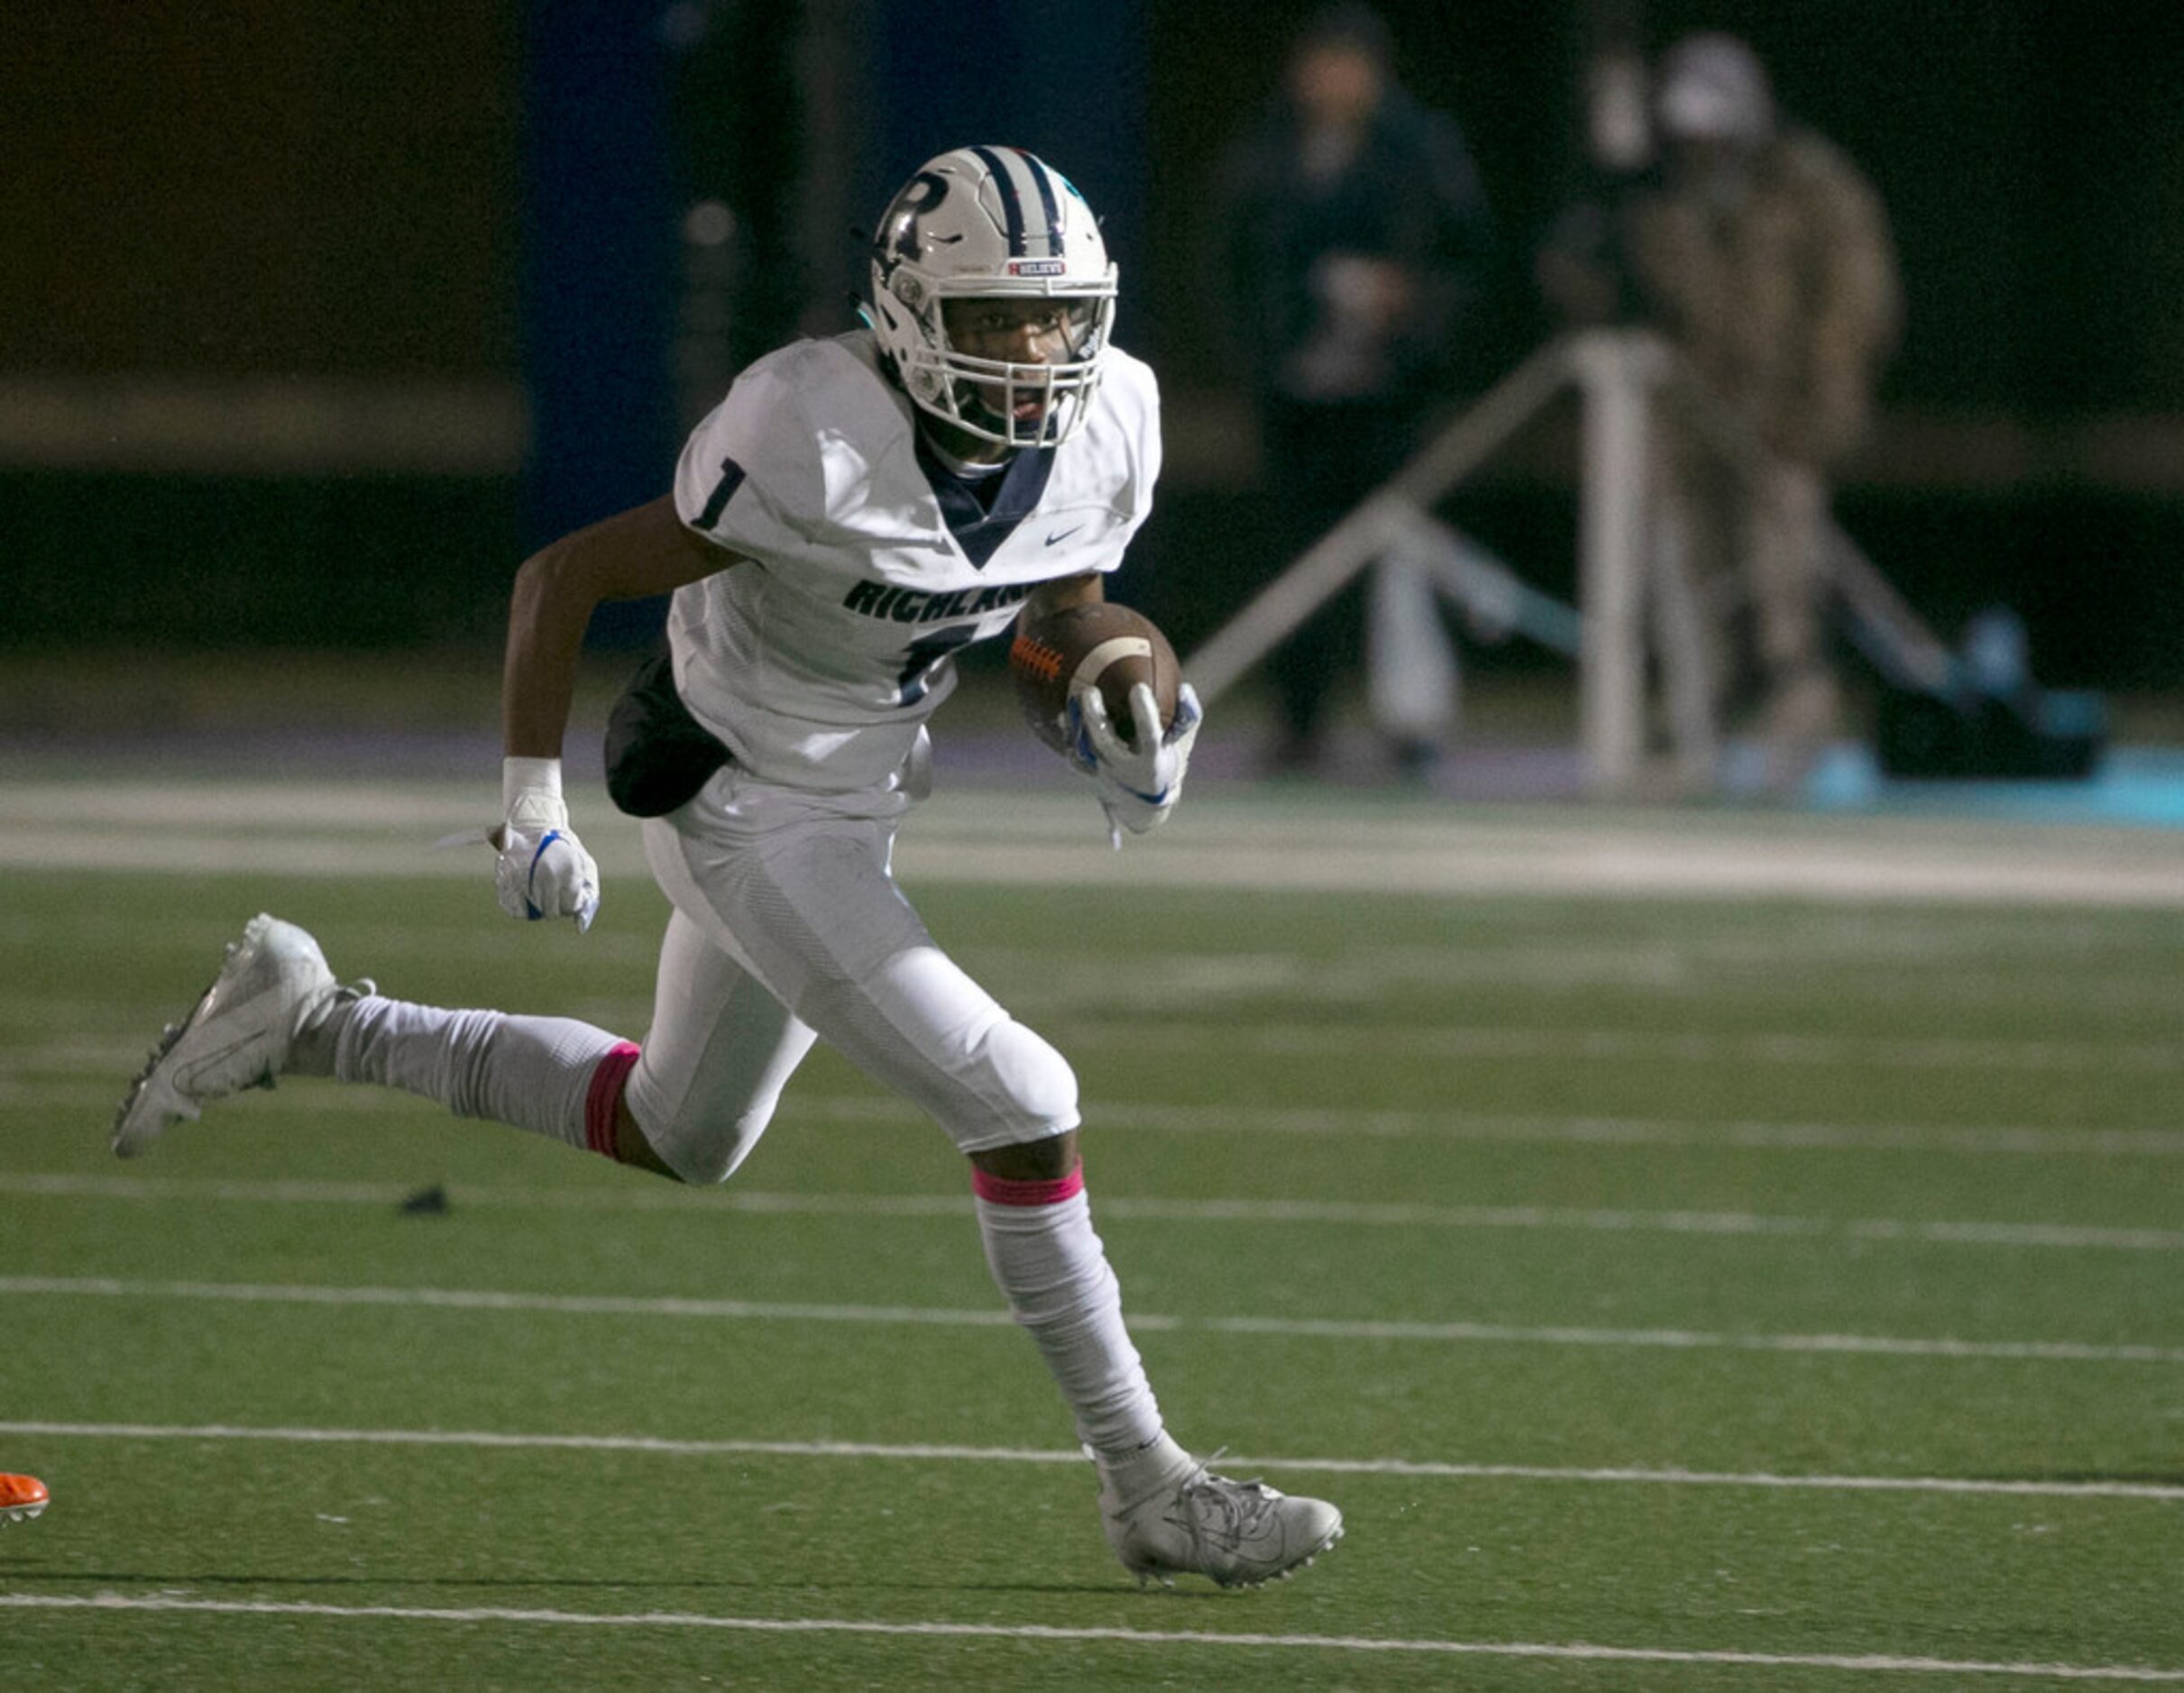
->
<box><xmin>1545</xmin><ymin>32</ymin><xmax>1901</xmax><ymax>794</ymax></box>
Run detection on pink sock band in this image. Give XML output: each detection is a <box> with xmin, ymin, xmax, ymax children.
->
<box><xmin>971</xmin><ymin>1163</ymin><xmax>1085</xmax><ymax>1207</ymax></box>
<box><xmin>584</xmin><ymin>1042</ymin><xmax>642</xmax><ymax>1159</ymax></box>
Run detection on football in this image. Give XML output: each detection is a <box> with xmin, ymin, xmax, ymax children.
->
<box><xmin>1009</xmin><ymin>601</ymin><xmax>1181</xmax><ymax>756</ymax></box>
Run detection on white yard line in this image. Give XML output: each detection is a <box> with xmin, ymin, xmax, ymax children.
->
<box><xmin>3</xmin><ymin>780</ymin><xmax>2181</xmax><ymax>906</ymax></box>
<box><xmin>1013</xmin><ymin>1100</ymin><xmax>2184</xmax><ymax>1158</ymax></box>
<box><xmin>0</xmin><ymin>1594</ymin><xmax>2178</xmax><ymax>1680</ymax></box>
<box><xmin>6</xmin><ymin>1171</ymin><xmax>2184</xmax><ymax>1252</ymax></box>
<box><xmin>4</xmin><ymin>1419</ymin><xmax>2180</xmax><ymax>1504</ymax></box>
<box><xmin>10</xmin><ymin>1074</ymin><xmax>2183</xmax><ymax>1158</ymax></box>
<box><xmin>19</xmin><ymin>1018</ymin><xmax>2184</xmax><ymax>1079</ymax></box>
<box><xmin>1053</xmin><ymin>1021</ymin><xmax>2184</xmax><ymax>1073</ymax></box>
<box><xmin>5</xmin><ymin>1276</ymin><xmax>2180</xmax><ymax>1363</ymax></box>
<box><xmin>12</xmin><ymin>1025</ymin><xmax>2183</xmax><ymax>1111</ymax></box>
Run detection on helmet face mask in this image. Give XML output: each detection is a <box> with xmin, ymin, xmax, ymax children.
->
<box><xmin>868</xmin><ymin>147</ymin><xmax>1117</xmax><ymax>449</ymax></box>
<box><xmin>926</xmin><ymin>297</ymin><xmax>1106</xmax><ymax>445</ymax></box>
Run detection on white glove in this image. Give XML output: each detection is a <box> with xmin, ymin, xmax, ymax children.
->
<box><xmin>1068</xmin><ymin>681</ymin><xmax>1202</xmax><ymax>843</ymax></box>
<box><xmin>493</xmin><ymin>757</ymin><xmax>601</xmax><ymax>931</ymax></box>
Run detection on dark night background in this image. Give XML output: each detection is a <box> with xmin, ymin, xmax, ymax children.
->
<box><xmin>5</xmin><ymin>1</ymin><xmax>2180</xmax><ymax>700</ymax></box>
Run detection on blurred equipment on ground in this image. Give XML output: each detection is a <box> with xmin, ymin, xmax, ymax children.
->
<box><xmin>1874</xmin><ymin>605</ymin><xmax>2106</xmax><ymax>780</ymax></box>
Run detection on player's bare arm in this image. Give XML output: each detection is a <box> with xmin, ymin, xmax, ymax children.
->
<box><xmin>489</xmin><ymin>496</ymin><xmax>736</xmax><ymax>933</ymax></box>
<box><xmin>503</xmin><ymin>494</ymin><xmax>732</xmax><ymax>757</ymax></box>
<box><xmin>1025</xmin><ymin>571</ymin><xmax>1105</xmax><ymax>618</ymax></box>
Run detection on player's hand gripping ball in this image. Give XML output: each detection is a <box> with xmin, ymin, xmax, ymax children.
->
<box><xmin>1009</xmin><ymin>602</ymin><xmax>1179</xmax><ymax>754</ymax></box>
<box><xmin>1009</xmin><ymin>602</ymin><xmax>1201</xmax><ymax>837</ymax></box>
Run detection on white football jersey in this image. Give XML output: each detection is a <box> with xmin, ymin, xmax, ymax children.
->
<box><xmin>668</xmin><ymin>329</ymin><xmax>1161</xmax><ymax>792</ymax></box>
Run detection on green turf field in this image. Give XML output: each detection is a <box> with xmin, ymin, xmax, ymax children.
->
<box><xmin>3</xmin><ymin>783</ymin><xmax>2182</xmax><ymax>1688</ymax></box>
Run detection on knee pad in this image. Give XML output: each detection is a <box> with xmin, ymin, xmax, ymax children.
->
<box><xmin>975</xmin><ymin>1017</ymin><xmax>1079</xmax><ymax>1143</ymax></box>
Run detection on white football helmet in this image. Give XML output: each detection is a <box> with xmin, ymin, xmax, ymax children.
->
<box><xmin>867</xmin><ymin>146</ymin><xmax>1117</xmax><ymax>449</ymax></box>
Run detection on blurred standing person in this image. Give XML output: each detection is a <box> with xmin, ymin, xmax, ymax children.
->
<box><xmin>1216</xmin><ymin>4</ymin><xmax>1497</xmax><ymax>774</ymax></box>
<box><xmin>1584</xmin><ymin>34</ymin><xmax>1902</xmax><ymax>793</ymax></box>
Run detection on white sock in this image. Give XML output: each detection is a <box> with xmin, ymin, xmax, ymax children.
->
<box><xmin>303</xmin><ymin>994</ymin><xmax>632</xmax><ymax>1155</ymax></box>
<box><xmin>974</xmin><ymin>1168</ymin><xmax>1167</xmax><ymax>1464</ymax></box>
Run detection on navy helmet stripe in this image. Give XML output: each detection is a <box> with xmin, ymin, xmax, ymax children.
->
<box><xmin>1012</xmin><ymin>149</ymin><xmax>1065</xmax><ymax>255</ymax></box>
<box><xmin>968</xmin><ymin>144</ymin><xmax>1027</xmax><ymax>256</ymax></box>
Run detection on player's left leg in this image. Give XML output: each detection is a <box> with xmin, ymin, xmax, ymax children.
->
<box><xmin>970</xmin><ymin>1130</ymin><xmax>1343</xmax><ymax>1588</ymax></box>
<box><xmin>647</xmin><ymin>787</ymin><xmax>1342</xmax><ymax>1585</ymax></box>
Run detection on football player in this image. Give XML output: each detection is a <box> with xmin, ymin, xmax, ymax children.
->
<box><xmin>115</xmin><ymin>147</ymin><xmax>1340</xmax><ymax>1588</ymax></box>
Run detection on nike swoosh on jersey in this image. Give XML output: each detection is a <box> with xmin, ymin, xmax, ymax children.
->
<box><xmin>1045</xmin><ymin>524</ymin><xmax>1085</xmax><ymax>545</ymax></box>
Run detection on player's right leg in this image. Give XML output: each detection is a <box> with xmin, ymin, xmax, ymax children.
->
<box><xmin>115</xmin><ymin>911</ymin><xmax>638</xmax><ymax>1163</ymax></box>
<box><xmin>615</xmin><ymin>908</ymin><xmax>819</xmax><ymax>1184</ymax></box>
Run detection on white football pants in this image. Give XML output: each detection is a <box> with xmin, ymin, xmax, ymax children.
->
<box><xmin>626</xmin><ymin>763</ymin><xmax>1079</xmax><ymax>1183</ymax></box>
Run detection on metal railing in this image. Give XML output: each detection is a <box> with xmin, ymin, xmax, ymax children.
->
<box><xmin>1183</xmin><ymin>328</ymin><xmax>1946</xmax><ymax>798</ymax></box>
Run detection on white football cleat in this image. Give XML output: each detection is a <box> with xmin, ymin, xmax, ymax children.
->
<box><xmin>1099</xmin><ymin>1440</ymin><xmax>1343</xmax><ymax>1588</ymax></box>
<box><xmin>113</xmin><ymin>915</ymin><xmax>362</xmax><ymax>1158</ymax></box>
